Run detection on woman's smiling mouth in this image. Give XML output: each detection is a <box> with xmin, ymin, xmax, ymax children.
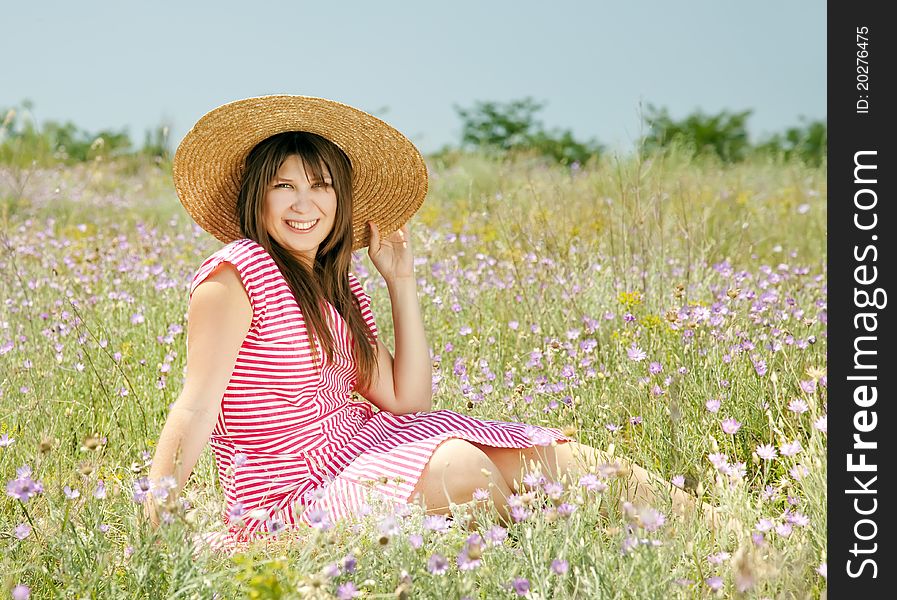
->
<box><xmin>285</xmin><ymin>219</ymin><xmax>319</xmax><ymax>232</ymax></box>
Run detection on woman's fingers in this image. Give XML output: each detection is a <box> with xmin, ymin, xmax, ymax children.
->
<box><xmin>368</xmin><ymin>221</ymin><xmax>378</xmax><ymax>251</ymax></box>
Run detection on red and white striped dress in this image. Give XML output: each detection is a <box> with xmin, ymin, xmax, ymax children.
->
<box><xmin>188</xmin><ymin>238</ymin><xmax>572</xmax><ymax>553</ymax></box>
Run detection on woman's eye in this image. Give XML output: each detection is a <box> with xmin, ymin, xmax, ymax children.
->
<box><xmin>275</xmin><ymin>183</ymin><xmax>292</xmax><ymax>189</ymax></box>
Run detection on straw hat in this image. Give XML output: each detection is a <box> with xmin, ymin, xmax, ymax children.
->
<box><xmin>172</xmin><ymin>95</ymin><xmax>429</xmax><ymax>251</ymax></box>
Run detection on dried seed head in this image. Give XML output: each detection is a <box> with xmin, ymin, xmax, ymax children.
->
<box><xmin>83</xmin><ymin>435</ymin><xmax>103</xmax><ymax>451</ymax></box>
<box><xmin>395</xmin><ymin>582</ymin><xmax>411</xmax><ymax>600</ymax></box>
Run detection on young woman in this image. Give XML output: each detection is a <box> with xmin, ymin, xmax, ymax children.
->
<box><xmin>146</xmin><ymin>96</ymin><xmax>712</xmax><ymax>553</ymax></box>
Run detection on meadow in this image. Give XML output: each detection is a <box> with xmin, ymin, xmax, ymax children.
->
<box><xmin>0</xmin><ymin>148</ymin><xmax>827</xmax><ymax>598</ymax></box>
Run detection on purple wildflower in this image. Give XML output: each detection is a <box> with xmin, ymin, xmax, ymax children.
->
<box><xmin>620</xmin><ymin>536</ymin><xmax>638</xmax><ymax>555</ymax></box>
<box><xmin>755</xmin><ymin>518</ymin><xmax>774</xmax><ymax>532</ymax></box>
<box><xmin>472</xmin><ymin>488</ymin><xmax>490</xmax><ymax>501</ymax></box>
<box><xmin>510</xmin><ymin>506</ymin><xmax>531</xmax><ymax>523</ymax></box>
<box><xmin>708</xmin><ymin>453</ymin><xmax>729</xmax><ymax>471</ymax></box>
<box><xmin>787</xmin><ymin>512</ymin><xmax>810</xmax><ymax>527</ymax></box>
<box><xmin>627</xmin><ymin>343</ymin><xmax>647</xmax><ymax>361</ymax></box>
<box><xmin>776</xmin><ymin>522</ymin><xmax>793</xmax><ymax>537</ymax></box>
<box><xmin>228</xmin><ymin>501</ymin><xmax>245</xmax><ymax>521</ymax></box>
<box><xmin>705</xmin><ymin>398</ymin><xmax>721</xmax><ymax>413</ymax></box>
<box><xmin>525</xmin><ymin>426</ymin><xmax>555</xmax><ymax>446</ymax></box>
<box><xmin>788</xmin><ymin>398</ymin><xmax>809</xmax><ymax>414</ymax></box>
<box><xmin>14</xmin><ymin>523</ymin><xmax>31</xmax><ymax>540</ymax></box>
<box><xmin>639</xmin><ymin>507</ymin><xmax>666</xmax><ymax>532</ymax></box>
<box><xmin>12</xmin><ymin>585</ymin><xmax>30</xmax><ymax>600</ymax></box>
<box><xmin>789</xmin><ymin>464</ymin><xmax>810</xmax><ymax>480</ymax></box>
<box><xmin>780</xmin><ymin>439</ymin><xmax>803</xmax><ymax>457</ymax></box>
<box><xmin>705</xmin><ymin>576</ymin><xmax>723</xmax><ymax>591</ymax></box>
<box><xmin>755</xmin><ymin>444</ymin><xmax>777</xmax><ymax>460</ymax></box>
<box><xmin>511</xmin><ymin>577</ymin><xmax>530</xmax><ymax>596</ymax></box>
<box><xmin>428</xmin><ymin>553</ymin><xmax>449</xmax><ymax>575</ymax></box>
<box><xmin>378</xmin><ymin>515</ymin><xmax>400</xmax><ymax>537</ymax></box>
<box><xmin>6</xmin><ymin>466</ymin><xmax>45</xmax><ymax>503</ymax></box>
<box><xmin>542</xmin><ymin>480</ymin><xmax>564</xmax><ymax>500</ymax></box>
<box><xmin>132</xmin><ymin>478</ymin><xmax>151</xmax><ymax>504</ymax></box>
<box><xmin>523</xmin><ymin>471</ymin><xmax>546</xmax><ymax>489</ymax></box>
<box><xmin>423</xmin><ymin>514</ymin><xmax>451</xmax><ymax>533</ymax></box>
<box><xmin>551</xmin><ymin>559</ymin><xmax>569</xmax><ymax>575</ymax></box>
<box><xmin>473</xmin><ymin>526</ymin><xmax>501</xmax><ymax>549</ymax></box>
<box><xmin>267</xmin><ymin>518</ymin><xmax>285</xmax><ymax>535</ymax></box>
<box><xmin>457</xmin><ymin>549</ymin><xmax>481</xmax><ymax>571</ymax></box>
<box><xmin>649</xmin><ymin>361</ymin><xmax>663</xmax><ymax>374</ymax></box>
<box><xmin>306</xmin><ymin>507</ymin><xmax>332</xmax><ymax>530</ymax></box>
<box><xmin>753</xmin><ymin>359</ymin><xmax>767</xmax><ymax>376</ymax></box>
<box><xmin>720</xmin><ymin>417</ymin><xmax>741</xmax><ymax>435</ymax></box>
<box><xmin>342</xmin><ymin>554</ymin><xmax>357</xmax><ymax>573</ymax></box>
<box><xmin>579</xmin><ymin>473</ymin><xmax>608</xmax><ymax>493</ymax></box>
<box><xmin>337</xmin><ymin>582</ymin><xmax>360</xmax><ymax>599</ymax></box>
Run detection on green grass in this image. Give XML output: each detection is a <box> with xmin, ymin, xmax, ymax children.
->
<box><xmin>0</xmin><ymin>150</ymin><xmax>826</xmax><ymax>598</ymax></box>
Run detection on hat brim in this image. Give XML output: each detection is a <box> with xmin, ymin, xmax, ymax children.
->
<box><xmin>172</xmin><ymin>95</ymin><xmax>428</xmax><ymax>251</ymax></box>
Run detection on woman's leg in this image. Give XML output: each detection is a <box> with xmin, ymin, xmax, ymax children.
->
<box><xmin>409</xmin><ymin>438</ymin><xmax>514</xmax><ymax>529</ymax></box>
<box><xmin>472</xmin><ymin>440</ymin><xmax>718</xmax><ymax>526</ymax></box>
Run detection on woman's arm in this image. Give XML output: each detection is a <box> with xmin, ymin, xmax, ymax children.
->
<box><xmin>386</xmin><ymin>276</ymin><xmax>432</xmax><ymax>414</ymax></box>
<box><xmin>360</xmin><ymin>221</ymin><xmax>432</xmax><ymax>416</ymax></box>
<box><xmin>356</xmin><ymin>276</ymin><xmax>433</xmax><ymax>416</ymax></box>
<box><xmin>144</xmin><ymin>262</ymin><xmax>252</xmax><ymax>527</ymax></box>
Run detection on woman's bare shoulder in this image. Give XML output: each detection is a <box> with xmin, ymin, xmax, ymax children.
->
<box><xmin>189</xmin><ymin>262</ymin><xmax>253</xmax><ymax>336</ymax></box>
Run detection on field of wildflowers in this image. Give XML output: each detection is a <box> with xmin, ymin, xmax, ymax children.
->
<box><xmin>1</xmin><ymin>149</ymin><xmax>827</xmax><ymax>598</ymax></box>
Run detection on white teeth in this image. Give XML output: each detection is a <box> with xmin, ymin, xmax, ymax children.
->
<box><xmin>286</xmin><ymin>219</ymin><xmax>318</xmax><ymax>231</ymax></box>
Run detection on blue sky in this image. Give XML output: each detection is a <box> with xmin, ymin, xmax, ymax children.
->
<box><xmin>3</xmin><ymin>0</ymin><xmax>825</xmax><ymax>155</ymax></box>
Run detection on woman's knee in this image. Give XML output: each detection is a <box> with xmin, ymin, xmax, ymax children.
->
<box><xmin>412</xmin><ymin>438</ymin><xmax>506</xmax><ymax>507</ymax></box>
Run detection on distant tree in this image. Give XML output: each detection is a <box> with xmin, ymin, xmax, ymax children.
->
<box><xmin>753</xmin><ymin>117</ymin><xmax>826</xmax><ymax>166</ymax></box>
<box><xmin>453</xmin><ymin>97</ymin><xmax>602</xmax><ymax>165</ymax></box>
<box><xmin>1</xmin><ymin>100</ymin><xmax>173</xmax><ymax>166</ymax></box>
<box><xmin>641</xmin><ymin>104</ymin><xmax>752</xmax><ymax>163</ymax></box>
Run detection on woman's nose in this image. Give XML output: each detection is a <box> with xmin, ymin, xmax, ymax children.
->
<box><xmin>290</xmin><ymin>188</ymin><xmax>314</xmax><ymax>209</ymax></box>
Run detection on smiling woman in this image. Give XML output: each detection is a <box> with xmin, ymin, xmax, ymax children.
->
<box><xmin>147</xmin><ymin>95</ymin><xmax>716</xmax><ymax>554</ymax></box>
<box><xmin>263</xmin><ymin>153</ymin><xmax>337</xmax><ymax>270</ymax></box>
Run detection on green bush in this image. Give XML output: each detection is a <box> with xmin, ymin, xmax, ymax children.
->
<box><xmin>452</xmin><ymin>97</ymin><xmax>603</xmax><ymax>166</ymax></box>
<box><xmin>640</xmin><ymin>103</ymin><xmax>752</xmax><ymax>163</ymax></box>
<box><xmin>753</xmin><ymin>117</ymin><xmax>826</xmax><ymax>167</ymax></box>
<box><xmin>1</xmin><ymin>100</ymin><xmax>171</xmax><ymax>168</ymax></box>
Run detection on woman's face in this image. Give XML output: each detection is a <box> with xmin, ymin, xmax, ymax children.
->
<box><xmin>263</xmin><ymin>154</ymin><xmax>338</xmax><ymax>267</ymax></box>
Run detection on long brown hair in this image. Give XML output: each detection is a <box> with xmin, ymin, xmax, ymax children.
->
<box><xmin>236</xmin><ymin>131</ymin><xmax>378</xmax><ymax>394</ymax></box>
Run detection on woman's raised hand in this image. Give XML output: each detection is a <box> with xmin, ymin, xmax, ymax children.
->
<box><xmin>367</xmin><ymin>221</ymin><xmax>414</xmax><ymax>283</ymax></box>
